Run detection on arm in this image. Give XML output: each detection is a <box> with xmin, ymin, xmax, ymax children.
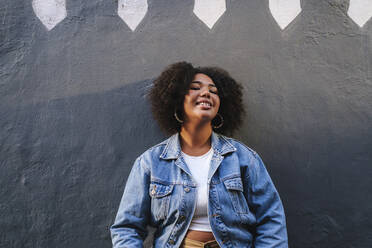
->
<box><xmin>245</xmin><ymin>153</ymin><xmax>288</xmax><ymax>248</ymax></box>
<box><xmin>110</xmin><ymin>156</ymin><xmax>151</xmax><ymax>248</ymax></box>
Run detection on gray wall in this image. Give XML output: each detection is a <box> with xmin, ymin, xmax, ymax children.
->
<box><xmin>1</xmin><ymin>0</ymin><xmax>372</xmax><ymax>247</ymax></box>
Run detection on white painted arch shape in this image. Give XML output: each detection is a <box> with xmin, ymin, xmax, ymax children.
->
<box><xmin>118</xmin><ymin>0</ymin><xmax>148</xmax><ymax>31</ymax></box>
<box><xmin>348</xmin><ymin>0</ymin><xmax>372</xmax><ymax>27</ymax></box>
<box><xmin>32</xmin><ymin>0</ymin><xmax>67</xmax><ymax>31</ymax></box>
<box><xmin>193</xmin><ymin>0</ymin><xmax>226</xmax><ymax>29</ymax></box>
<box><xmin>269</xmin><ymin>0</ymin><xmax>302</xmax><ymax>30</ymax></box>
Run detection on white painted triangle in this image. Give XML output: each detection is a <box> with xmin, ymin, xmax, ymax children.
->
<box><xmin>193</xmin><ymin>0</ymin><xmax>226</xmax><ymax>29</ymax></box>
<box><xmin>269</xmin><ymin>0</ymin><xmax>301</xmax><ymax>30</ymax></box>
<box><xmin>348</xmin><ymin>0</ymin><xmax>372</xmax><ymax>27</ymax></box>
<box><xmin>32</xmin><ymin>0</ymin><xmax>67</xmax><ymax>31</ymax></box>
<box><xmin>118</xmin><ymin>0</ymin><xmax>148</xmax><ymax>31</ymax></box>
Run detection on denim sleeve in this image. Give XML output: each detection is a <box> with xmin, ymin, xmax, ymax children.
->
<box><xmin>245</xmin><ymin>154</ymin><xmax>288</xmax><ymax>248</ymax></box>
<box><xmin>110</xmin><ymin>156</ymin><xmax>151</xmax><ymax>248</ymax></box>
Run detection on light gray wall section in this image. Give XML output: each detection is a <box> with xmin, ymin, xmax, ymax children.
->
<box><xmin>1</xmin><ymin>0</ymin><xmax>372</xmax><ymax>247</ymax></box>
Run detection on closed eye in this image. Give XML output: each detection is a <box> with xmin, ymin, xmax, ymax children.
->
<box><xmin>190</xmin><ymin>87</ymin><xmax>218</xmax><ymax>94</ymax></box>
<box><xmin>190</xmin><ymin>82</ymin><xmax>218</xmax><ymax>94</ymax></box>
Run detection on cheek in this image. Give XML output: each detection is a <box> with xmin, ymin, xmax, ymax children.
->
<box><xmin>215</xmin><ymin>97</ymin><xmax>221</xmax><ymax>111</ymax></box>
<box><xmin>183</xmin><ymin>96</ymin><xmax>192</xmax><ymax>112</ymax></box>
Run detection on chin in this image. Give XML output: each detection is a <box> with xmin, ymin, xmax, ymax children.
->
<box><xmin>199</xmin><ymin>115</ymin><xmax>215</xmax><ymax>122</ymax></box>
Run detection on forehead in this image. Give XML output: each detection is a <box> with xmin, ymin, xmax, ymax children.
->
<box><xmin>191</xmin><ymin>73</ymin><xmax>215</xmax><ymax>85</ymax></box>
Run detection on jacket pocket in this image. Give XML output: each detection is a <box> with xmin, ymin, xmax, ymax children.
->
<box><xmin>223</xmin><ymin>177</ymin><xmax>249</xmax><ymax>214</ymax></box>
<box><xmin>149</xmin><ymin>182</ymin><xmax>174</xmax><ymax>221</ymax></box>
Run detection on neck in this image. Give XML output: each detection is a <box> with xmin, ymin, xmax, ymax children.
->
<box><xmin>180</xmin><ymin>122</ymin><xmax>213</xmax><ymax>156</ymax></box>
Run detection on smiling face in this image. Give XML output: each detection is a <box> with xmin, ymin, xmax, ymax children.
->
<box><xmin>182</xmin><ymin>73</ymin><xmax>220</xmax><ymax>125</ymax></box>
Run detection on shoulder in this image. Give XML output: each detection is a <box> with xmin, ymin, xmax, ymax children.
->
<box><xmin>219</xmin><ymin>134</ymin><xmax>259</xmax><ymax>157</ymax></box>
<box><xmin>220</xmin><ymin>136</ymin><xmax>269</xmax><ymax>182</ymax></box>
<box><xmin>216</xmin><ymin>134</ymin><xmax>265</xmax><ymax>171</ymax></box>
<box><xmin>137</xmin><ymin>136</ymin><xmax>170</xmax><ymax>161</ymax></box>
<box><xmin>128</xmin><ymin>137</ymin><xmax>170</xmax><ymax>175</ymax></box>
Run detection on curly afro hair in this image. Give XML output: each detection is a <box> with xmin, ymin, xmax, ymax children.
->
<box><xmin>149</xmin><ymin>61</ymin><xmax>245</xmax><ymax>136</ymax></box>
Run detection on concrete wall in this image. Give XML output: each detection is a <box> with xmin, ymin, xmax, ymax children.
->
<box><xmin>1</xmin><ymin>0</ymin><xmax>371</xmax><ymax>247</ymax></box>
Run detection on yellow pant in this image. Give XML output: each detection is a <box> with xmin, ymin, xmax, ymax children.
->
<box><xmin>181</xmin><ymin>238</ymin><xmax>220</xmax><ymax>248</ymax></box>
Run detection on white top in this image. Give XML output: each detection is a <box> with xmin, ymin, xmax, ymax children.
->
<box><xmin>181</xmin><ymin>147</ymin><xmax>213</xmax><ymax>232</ymax></box>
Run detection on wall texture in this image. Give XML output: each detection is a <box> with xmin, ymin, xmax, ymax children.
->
<box><xmin>1</xmin><ymin>0</ymin><xmax>372</xmax><ymax>247</ymax></box>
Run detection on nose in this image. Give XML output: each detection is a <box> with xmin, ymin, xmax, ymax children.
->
<box><xmin>200</xmin><ymin>87</ymin><xmax>210</xmax><ymax>98</ymax></box>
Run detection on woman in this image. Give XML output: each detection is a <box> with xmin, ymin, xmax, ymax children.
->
<box><xmin>111</xmin><ymin>62</ymin><xmax>288</xmax><ymax>248</ymax></box>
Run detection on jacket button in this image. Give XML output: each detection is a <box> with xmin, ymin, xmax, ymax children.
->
<box><xmin>179</xmin><ymin>215</ymin><xmax>186</xmax><ymax>222</ymax></box>
<box><xmin>184</xmin><ymin>187</ymin><xmax>190</xmax><ymax>193</ymax></box>
<box><xmin>169</xmin><ymin>239</ymin><xmax>175</xmax><ymax>245</ymax></box>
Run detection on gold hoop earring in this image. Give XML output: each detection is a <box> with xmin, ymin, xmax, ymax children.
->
<box><xmin>212</xmin><ymin>113</ymin><xmax>224</xmax><ymax>129</ymax></box>
<box><xmin>174</xmin><ymin>110</ymin><xmax>183</xmax><ymax>124</ymax></box>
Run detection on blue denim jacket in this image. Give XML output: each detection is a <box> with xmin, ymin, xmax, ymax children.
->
<box><xmin>111</xmin><ymin>132</ymin><xmax>288</xmax><ymax>248</ymax></box>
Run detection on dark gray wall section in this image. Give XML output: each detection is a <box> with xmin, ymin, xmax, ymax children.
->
<box><xmin>1</xmin><ymin>0</ymin><xmax>372</xmax><ymax>247</ymax></box>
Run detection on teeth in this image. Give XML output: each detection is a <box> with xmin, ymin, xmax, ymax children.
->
<box><xmin>199</xmin><ymin>102</ymin><xmax>211</xmax><ymax>107</ymax></box>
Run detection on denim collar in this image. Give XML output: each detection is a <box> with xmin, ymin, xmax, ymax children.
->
<box><xmin>159</xmin><ymin>132</ymin><xmax>236</xmax><ymax>160</ymax></box>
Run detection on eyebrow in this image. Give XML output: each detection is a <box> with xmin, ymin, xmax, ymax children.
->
<box><xmin>190</xmin><ymin>81</ymin><xmax>217</xmax><ymax>87</ymax></box>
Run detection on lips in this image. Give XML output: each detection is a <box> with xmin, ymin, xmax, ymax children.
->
<box><xmin>196</xmin><ymin>100</ymin><xmax>212</xmax><ymax>107</ymax></box>
<box><xmin>196</xmin><ymin>100</ymin><xmax>212</xmax><ymax>110</ymax></box>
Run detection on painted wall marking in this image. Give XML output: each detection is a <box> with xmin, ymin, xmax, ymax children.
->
<box><xmin>348</xmin><ymin>0</ymin><xmax>372</xmax><ymax>27</ymax></box>
<box><xmin>118</xmin><ymin>0</ymin><xmax>148</xmax><ymax>31</ymax></box>
<box><xmin>32</xmin><ymin>0</ymin><xmax>67</xmax><ymax>31</ymax></box>
<box><xmin>193</xmin><ymin>0</ymin><xmax>226</xmax><ymax>29</ymax></box>
<box><xmin>269</xmin><ymin>0</ymin><xmax>301</xmax><ymax>30</ymax></box>
<box><xmin>31</xmin><ymin>1</ymin><xmax>372</xmax><ymax>32</ymax></box>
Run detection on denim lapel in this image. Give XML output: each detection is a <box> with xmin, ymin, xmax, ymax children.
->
<box><xmin>159</xmin><ymin>132</ymin><xmax>236</xmax><ymax>180</ymax></box>
<box><xmin>208</xmin><ymin>132</ymin><xmax>236</xmax><ymax>182</ymax></box>
<box><xmin>159</xmin><ymin>133</ymin><xmax>192</xmax><ymax>176</ymax></box>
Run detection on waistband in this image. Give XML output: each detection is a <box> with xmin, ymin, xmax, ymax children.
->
<box><xmin>181</xmin><ymin>237</ymin><xmax>220</xmax><ymax>248</ymax></box>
